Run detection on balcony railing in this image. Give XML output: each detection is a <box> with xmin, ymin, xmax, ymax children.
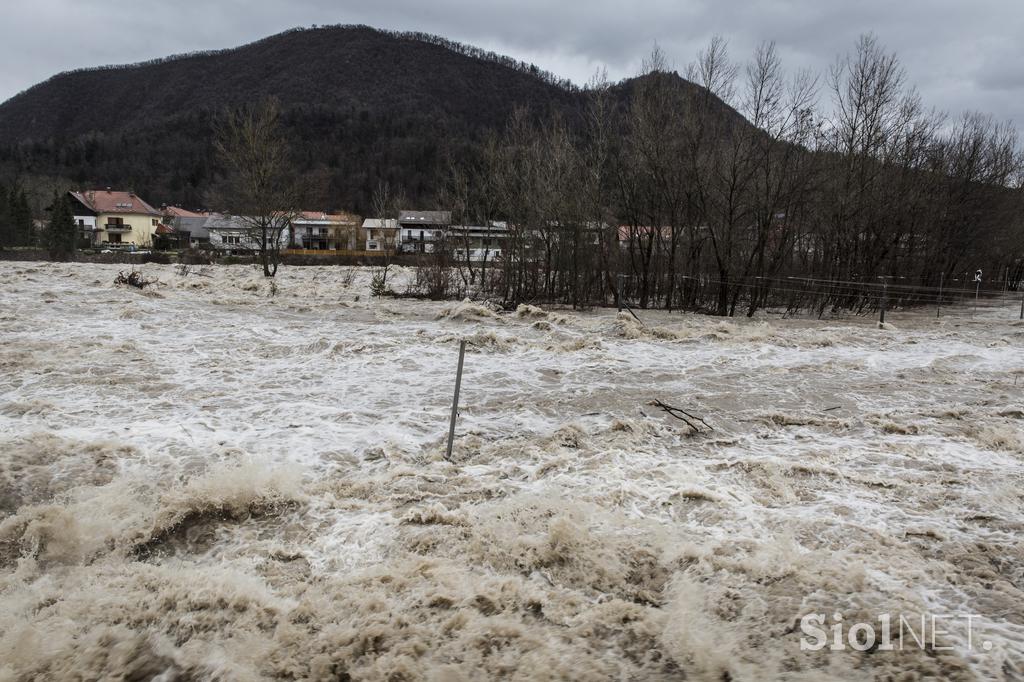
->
<box><xmin>301</xmin><ymin>240</ymin><xmax>339</xmax><ymax>250</ymax></box>
<box><xmin>104</xmin><ymin>223</ymin><xmax>132</xmax><ymax>232</ymax></box>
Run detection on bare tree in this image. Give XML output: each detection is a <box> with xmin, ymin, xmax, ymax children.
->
<box><xmin>369</xmin><ymin>180</ymin><xmax>402</xmax><ymax>294</ymax></box>
<box><xmin>468</xmin><ymin>33</ymin><xmax>1021</xmax><ymax>316</ymax></box>
<box><xmin>214</xmin><ymin>98</ymin><xmax>300</xmax><ymax>277</ymax></box>
<box><xmin>737</xmin><ymin>42</ymin><xmax>820</xmax><ymax>315</ymax></box>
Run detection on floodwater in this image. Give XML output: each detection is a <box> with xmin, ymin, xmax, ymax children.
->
<box><xmin>0</xmin><ymin>261</ymin><xmax>1022</xmax><ymax>681</ymax></box>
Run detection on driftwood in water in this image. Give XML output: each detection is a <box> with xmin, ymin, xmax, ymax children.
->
<box><xmin>650</xmin><ymin>399</ymin><xmax>713</xmax><ymax>434</ymax></box>
<box><xmin>115</xmin><ymin>270</ymin><xmax>156</xmax><ymax>289</ymax></box>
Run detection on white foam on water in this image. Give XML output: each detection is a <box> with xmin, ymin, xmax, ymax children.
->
<box><xmin>0</xmin><ymin>261</ymin><xmax>1022</xmax><ymax>680</ymax></box>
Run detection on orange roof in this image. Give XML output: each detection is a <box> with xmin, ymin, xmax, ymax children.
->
<box><xmin>154</xmin><ymin>223</ymin><xmax>176</xmax><ymax>234</ymax></box>
<box><xmin>163</xmin><ymin>205</ymin><xmax>206</xmax><ymax>218</ymax></box>
<box><xmin>70</xmin><ymin>189</ymin><xmax>160</xmax><ymax>216</ymax></box>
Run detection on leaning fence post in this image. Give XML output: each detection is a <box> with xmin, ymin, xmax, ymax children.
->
<box><xmin>445</xmin><ymin>339</ymin><xmax>467</xmax><ymax>461</ymax></box>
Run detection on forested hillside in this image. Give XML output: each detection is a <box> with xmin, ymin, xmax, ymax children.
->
<box><xmin>0</xmin><ymin>26</ymin><xmax>592</xmax><ymax>210</ymax></box>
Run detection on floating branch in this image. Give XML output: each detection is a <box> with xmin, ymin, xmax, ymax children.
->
<box><xmin>114</xmin><ymin>270</ymin><xmax>157</xmax><ymax>289</ymax></box>
<box><xmin>650</xmin><ymin>399</ymin><xmax>713</xmax><ymax>434</ymax></box>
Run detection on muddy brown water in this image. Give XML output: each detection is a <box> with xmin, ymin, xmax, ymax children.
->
<box><xmin>0</xmin><ymin>262</ymin><xmax>1022</xmax><ymax>680</ymax></box>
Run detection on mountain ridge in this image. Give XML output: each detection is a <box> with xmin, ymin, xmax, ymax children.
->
<box><xmin>0</xmin><ymin>25</ymin><xmax>743</xmax><ymax>211</ymax></box>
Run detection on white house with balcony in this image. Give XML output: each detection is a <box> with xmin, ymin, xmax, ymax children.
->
<box><xmin>398</xmin><ymin>210</ymin><xmax>451</xmax><ymax>253</ymax></box>
<box><xmin>450</xmin><ymin>221</ymin><xmax>509</xmax><ymax>262</ymax></box>
<box><xmin>67</xmin><ymin>189</ymin><xmax>164</xmax><ymax>248</ymax></box>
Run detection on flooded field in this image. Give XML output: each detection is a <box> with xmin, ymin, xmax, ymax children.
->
<box><xmin>0</xmin><ymin>261</ymin><xmax>1022</xmax><ymax>681</ymax></box>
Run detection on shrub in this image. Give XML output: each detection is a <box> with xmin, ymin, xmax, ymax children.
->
<box><xmin>370</xmin><ymin>272</ymin><xmax>387</xmax><ymax>296</ymax></box>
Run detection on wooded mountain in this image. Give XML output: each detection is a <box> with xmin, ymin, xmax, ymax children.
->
<box><xmin>0</xmin><ymin>25</ymin><xmax>740</xmax><ymax>213</ymax></box>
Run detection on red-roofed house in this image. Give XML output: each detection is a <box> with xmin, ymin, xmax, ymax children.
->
<box><xmin>162</xmin><ymin>205</ymin><xmax>212</xmax><ymax>247</ymax></box>
<box><xmin>68</xmin><ymin>189</ymin><xmax>163</xmax><ymax>248</ymax></box>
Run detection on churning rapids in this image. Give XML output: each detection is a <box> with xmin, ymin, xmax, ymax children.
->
<box><xmin>0</xmin><ymin>261</ymin><xmax>1022</xmax><ymax>681</ymax></box>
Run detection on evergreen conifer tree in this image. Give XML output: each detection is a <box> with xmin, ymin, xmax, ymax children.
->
<box><xmin>0</xmin><ymin>184</ymin><xmax>10</xmax><ymax>248</ymax></box>
<box><xmin>44</xmin><ymin>192</ymin><xmax>77</xmax><ymax>260</ymax></box>
<box><xmin>12</xmin><ymin>189</ymin><xmax>34</xmax><ymax>246</ymax></box>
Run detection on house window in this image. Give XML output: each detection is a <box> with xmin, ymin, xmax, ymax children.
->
<box><xmin>108</xmin><ymin>234</ymin><xmax>122</xmax><ymax>244</ymax></box>
<box><xmin>152</xmin><ymin>219</ymin><xmax>159</xmax><ymax>226</ymax></box>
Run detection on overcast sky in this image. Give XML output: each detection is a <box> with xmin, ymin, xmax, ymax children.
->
<box><xmin>3</xmin><ymin>0</ymin><xmax>1023</xmax><ymax>130</ymax></box>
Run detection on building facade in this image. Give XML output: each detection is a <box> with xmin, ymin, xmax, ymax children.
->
<box><xmin>449</xmin><ymin>222</ymin><xmax>509</xmax><ymax>262</ymax></box>
<box><xmin>69</xmin><ymin>189</ymin><xmax>164</xmax><ymax>248</ymax></box>
<box><xmin>398</xmin><ymin>210</ymin><xmax>451</xmax><ymax>254</ymax></box>
<box><xmin>163</xmin><ymin>206</ymin><xmax>211</xmax><ymax>248</ymax></box>
<box><xmin>204</xmin><ymin>214</ymin><xmax>266</xmax><ymax>253</ymax></box>
<box><xmin>362</xmin><ymin>218</ymin><xmax>400</xmax><ymax>252</ymax></box>
<box><xmin>291</xmin><ymin>211</ymin><xmax>362</xmax><ymax>251</ymax></box>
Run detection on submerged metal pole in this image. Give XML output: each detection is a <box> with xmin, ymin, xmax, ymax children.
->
<box><xmin>937</xmin><ymin>272</ymin><xmax>943</xmax><ymax>319</ymax></box>
<box><xmin>445</xmin><ymin>339</ymin><xmax>467</xmax><ymax>461</ymax></box>
<box><xmin>972</xmin><ymin>269</ymin><xmax>982</xmax><ymax>318</ymax></box>
<box><xmin>878</xmin><ymin>278</ymin><xmax>888</xmax><ymax>327</ymax></box>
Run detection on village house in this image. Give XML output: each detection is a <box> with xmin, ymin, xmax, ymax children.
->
<box><xmin>398</xmin><ymin>210</ymin><xmax>451</xmax><ymax>253</ymax></box>
<box><xmin>68</xmin><ymin>189</ymin><xmax>166</xmax><ymax>248</ymax></box>
<box><xmin>362</xmin><ymin>217</ymin><xmax>400</xmax><ymax>252</ymax></box>
<box><xmin>449</xmin><ymin>221</ymin><xmax>509</xmax><ymax>262</ymax></box>
<box><xmin>203</xmin><ymin>214</ymin><xmax>263</xmax><ymax>253</ymax></box>
<box><xmin>163</xmin><ymin>206</ymin><xmax>211</xmax><ymax>248</ymax></box>
<box><xmin>362</xmin><ymin>212</ymin><xmax>510</xmax><ymax>260</ymax></box>
<box><xmin>290</xmin><ymin>211</ymin><xmax>362</xmax><ymax>251</ymax></box>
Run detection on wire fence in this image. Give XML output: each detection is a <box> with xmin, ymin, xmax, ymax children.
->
<box><xmin>610</xmin><ymin>272</ymin><xmax>1024</xmax><ymax>323</ymax></box>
